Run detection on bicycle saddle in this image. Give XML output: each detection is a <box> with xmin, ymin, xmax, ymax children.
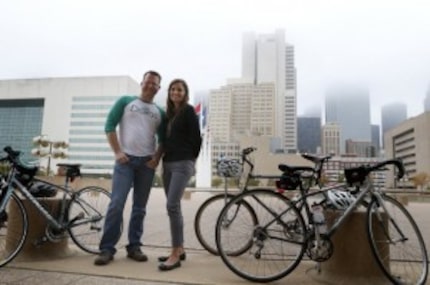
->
<box><xmin>278</xmin><ymin>164</ymin><xmax>314</xmax><ymax>173</ymax></box>
<box><xmin>301</xmin><ymin>153</ymin><xmax>332</xmax><ymax>165</ymax></box>
<box><xmin>57</xmin><ymin>163</ymin><xmax>81</xmax><ymax>181</ymax></box>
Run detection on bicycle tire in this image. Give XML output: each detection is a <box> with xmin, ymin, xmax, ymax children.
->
<box><xmin>0</xmin><ymin>192</ymin><xmax>28</xmax><ymax>267</ymax></box>
<box><xmin>217</xmin><ymin>195</ymin><xmax>257</xmax><ymax>257</ymax></box>
<box><xmin>216</xmin><ymin>189</ymin><xmax>306</xmax><ymax>283</ymax></box>
<box><xmin>194</xmin><ymin>193</ymin><xmax>236</xmax><ymax>255</ymax></box>
<box><xmin>67</xmin><ymin>186</ymin><xmax>111</xmax><ymax>254</ymax></box>
<box><xmin>367</xmin><ymin>194</ymin><xmax>428</xmax><ymax>285</ymax></box>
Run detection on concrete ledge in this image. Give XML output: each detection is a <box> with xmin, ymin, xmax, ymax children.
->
<box><xmin>7</xmin><ymin>198</ymin><xmax>73</xmax><ymax>261</ymax></box>
<box><xmin>310</xmin><ymin>209</ymin><xmax>389</xmax><ymax>284</ymax></box>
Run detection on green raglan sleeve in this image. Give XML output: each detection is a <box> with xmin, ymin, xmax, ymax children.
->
<box><xmin>104</xmin><ymin>96</ymin><xmax>136</xmax><ymax>132</ymax></box>
<box><xmin>156</xmin><ymin>106</ymin><xmax>167</xmax><ymax>145</ymax></box>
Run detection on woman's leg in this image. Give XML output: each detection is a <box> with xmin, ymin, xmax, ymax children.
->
<box><xmin>162</xmin><ymin>160</ymin><xmax>195</xmax><ymax>265</ymax></box>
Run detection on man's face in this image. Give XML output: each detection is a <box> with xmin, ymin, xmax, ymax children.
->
<box><xmin>140</xmin><ymin>73</ymin><xmax>161</xmax><ymax>100</ymax></box>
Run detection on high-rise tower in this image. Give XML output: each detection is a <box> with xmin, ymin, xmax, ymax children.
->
<box><xmin>424</xmin><ymin>85</ymin><xmax>430</xmax><ymax>112</ymax></box>
<box><xmin>325</xmin><ymin>85</ymin><xmax>371</xmax><ymax>154</ymax></box>
<box><xmin>242</xmin><ymin>29</ymin><xmax>297</xmax><ymax>152</ymax></box>
<box><xmin>381</xmin><ymin>102</ymin><xmax>407</xmax><ymax>135</ymax></box>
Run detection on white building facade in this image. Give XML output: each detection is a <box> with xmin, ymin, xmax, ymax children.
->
<box><xmin>0</xmin><ymin>76</ymin><xmax>140</xmax><ymax>174</ymax></box>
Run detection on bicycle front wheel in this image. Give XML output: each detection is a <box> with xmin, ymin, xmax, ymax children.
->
<box><xmin>216</xmin><ymin>189</ymin><xmax>306</xmax><ymax>283</ymax></box>
<box><xmin>367</xmin><ymin>194</ymin><xmax>428</xmax><ymax>285</ymax></box>
<box><xmin>194</xmin><ymin>193</ymin><xmax>236</xmax><ymax>255</ymax></box>
<box><xmin>67</xmin><ymin>186</ymin><xmax>111</xmax><ymax>254</ymax></box>
<box><xmin>0</xmin><ymin>192</ymin><xmax>28</xmax><ymax>267</ymax></box>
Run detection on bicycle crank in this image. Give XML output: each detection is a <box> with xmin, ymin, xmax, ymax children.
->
<box><xmin>45</xmin><ymin>224</ymin><xmax>68</xmax><ymax>242</ymax></box>
<box><xmin>306</xmin><ymin>234</ymin><xmax>333</xmax><ymax>262</ymax></box>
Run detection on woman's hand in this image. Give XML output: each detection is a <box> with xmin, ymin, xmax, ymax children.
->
<box><xmin>146</xmin><ymin>157</ymin><xmax>160</xmax><ymax>169</ymax></box>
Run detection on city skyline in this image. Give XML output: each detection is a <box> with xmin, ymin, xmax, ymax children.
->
<box><xmin>1</xmin><ymin>0</ymin><xmax>430</xmax><ymax>125</ymax></box>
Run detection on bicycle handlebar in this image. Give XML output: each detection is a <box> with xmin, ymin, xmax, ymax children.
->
<box><xmin>242</xmin><ymin>147</ymin><xmax>256</xmax><ymax>156</ymax></box>
<box><xmin>1</xmin><ymin>146</ymin><xmax>26</xmax><ymax>167</ymax></box>
<box><xmin>367</xmin><ymin>159</ymin><xmax>405</xmax><ymax>180</ymax></box>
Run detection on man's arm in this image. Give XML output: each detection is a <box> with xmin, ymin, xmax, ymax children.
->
<box><xmin>106</xmin><ymin>131</ymin><xmax>128</xmax><ymax>163</ymax></box>
<box><xmin>146</xmin><ymin>105</ymin><xmax>167</xmax><ymax>169</ymax></box>
<box><xmin>147</xmin><ymin>144</ymin><xmax>163</xmax><ymax>169</ymax></box>
<box><xmin>105</xmin><ymin>96</ymin><xmax>134</xmax><ymax>164</ymax></box>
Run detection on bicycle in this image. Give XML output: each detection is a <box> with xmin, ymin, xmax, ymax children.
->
<box><xmin>215</xmin><ymin>158</ymin><xmax>429</xmax><ymax>284</ymax></box>
<box><xmin>0</xmin><ymin>146</ymin><xmax>112</xmax><ymax>267</ymax></box>
<box><xmin>194</xmin><ymin>147</ymin><xmax>282</xmax><ymax>255</ymax></box>
<box><xmin>194</xmin><ymin>147</ymin><xmax>332</xmax><ymax>255</ymax></box>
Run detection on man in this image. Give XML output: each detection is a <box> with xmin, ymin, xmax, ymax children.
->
<box><xmin>94</xmin><ymin>70</ymin><xmax>166</xmax><ymax>265</ymax></box>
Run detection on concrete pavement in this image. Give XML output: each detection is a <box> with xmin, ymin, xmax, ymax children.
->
<box><xmin>1</xmin><ymin>189</ymin><xmax>429</xmax><ymax>284</ymax></box>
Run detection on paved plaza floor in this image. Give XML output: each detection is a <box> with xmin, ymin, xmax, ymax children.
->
<box><xmin>1</xmin><ymin>189</ymin><xmax>429</xmax><ymax>284</ymax></box>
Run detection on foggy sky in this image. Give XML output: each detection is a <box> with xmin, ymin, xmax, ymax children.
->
<box><xmin>1</xmin><ymin>0</ymin><xmax>430</xmax><ymax>125</ymax></box>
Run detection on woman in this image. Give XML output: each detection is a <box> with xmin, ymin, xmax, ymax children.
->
<box><xmin>158</xmin><ymin>79</ymin><xmax>202</xmax><ymax>271</ymax></box>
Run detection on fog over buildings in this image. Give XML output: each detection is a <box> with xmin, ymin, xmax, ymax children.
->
<box><xmin>1</xmin><ymin>0</ymin><xmax>430</xmax><ymax>125</ymax></box>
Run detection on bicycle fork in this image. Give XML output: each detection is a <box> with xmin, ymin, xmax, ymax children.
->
<box><xmin>372</xmin><ymin>195</ymin><xmax>408</xmax><ymax>244</ymax></box>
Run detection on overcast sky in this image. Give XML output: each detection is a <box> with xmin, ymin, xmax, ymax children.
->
<box><xmin>1</xmin><ymin>0</ymin><xmax>430</xmax><ymax>124</ymax></box>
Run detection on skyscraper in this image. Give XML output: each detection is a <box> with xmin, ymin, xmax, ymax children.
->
<box><xmin>208</xmin><ymin>81</ymin><xmax>276</xmax><ymax>143</ymax></box>
<box><xmin>321</xmin><ymin>122</ymin><xmax>340</xmax><ymax>156</ymax></box>
<box><xmin>242</xmin><ymin>29</ymin><xmax>297</xmax><ymax>152</ymax></box>
<box><xmin>325</xmin><ymin>85</ymin><xmax>371</xmax><ymax>153</ymax></box>
<box><xmin>297</xmin><ymin>116</ymin><xmax>321</xmax><ymax>154</ymax></box>
<box><xmin>371</xmin><ymin>124</ymin><xmax>381</xmax><ymax>156</ymax></box>
<box><xmin>424</xmin><ymin>85</ymin><xmax>430</xmax><ymax>112</ymax></box>
<box><xmin>381</xmin><ymin>102</ymin><xmax>407</xmax><ymax>136</ymax></box>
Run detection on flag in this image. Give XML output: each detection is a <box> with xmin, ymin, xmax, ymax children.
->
<box><xmin>194</xmin><ymin>103</ymin><xmax>201</xmax><ymax>114</ymax></box>
<box><xmin>201</xmin><ymin>105</ymin><xmax>207</xmax><ymax>130</ymax></box>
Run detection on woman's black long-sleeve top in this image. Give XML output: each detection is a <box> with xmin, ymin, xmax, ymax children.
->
<box><xmin>163</xmin><ymin>104</ymin><xmax>202</xmax><ymax>162</ymax></box>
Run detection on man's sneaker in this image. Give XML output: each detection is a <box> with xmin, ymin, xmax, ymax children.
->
<box><xmin>127</xmin><ymin>248</ymin><xmax>148</xmax><ymax>262</ymax></box>
<box><xmin>94</xmin><ymin>251</ymin><xmax>113</xmax><ymax>266</ymax></box>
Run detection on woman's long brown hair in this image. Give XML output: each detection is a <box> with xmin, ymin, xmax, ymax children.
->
<box><xmin>166</xmin><ymin>79</ymin><xmax>189</xmax><ymax>119</ymax></box>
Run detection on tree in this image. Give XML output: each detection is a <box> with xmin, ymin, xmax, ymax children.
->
<box><xmin>153</xmin><ymin>174</ymin><xmax>163</xmax><ymax>187</ymax></box>
<box><xmin>337</xmin><ymin>173</ymin><xmax>345</xmax><ymax>183</ymax></box>
<box><xmin>0</xmin><ymin>162</ymin><xmax>10</xmax><ymax>176</ymax></box>
<box><xmin>319</xmin><ymin>173</ymin><xmax>329</xmax><ymax>187</ymax></box>
<box><xmin>212</xmin><ymin>177</ymin><xmax>223</xmax><ymax>187</ymax></box>
<box><xmin>267</xmin><ymin>179</ymin><xmax>277</xmax><ymax>187</ymax></box>
<box><xmin>410</xmin><ymin>172</ymin><xmax>430</xmax><ymax>191</ymax></box>
<box><xmin>247</xmin><ymin>178</ymin><xmax>260</xmax><ymax>187</ymax></box>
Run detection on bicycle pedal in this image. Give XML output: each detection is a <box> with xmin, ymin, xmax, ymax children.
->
<box><xmin>70</xmin><ymin>212</ymin><xmax>85</xmax><ymax>222</ymax></box>
<box><xmin>66</xmin><ymin>212</ymin><xmax>85</xmax><ymax>227</ymax></box>
<box><xmin>33</xmin><ymin>236</ymin><xmax>48</xmax><ymax>247</ymax></box>
<box><xmin>90</xmin><ymin>225</ymin><xmax>102</xmax><ymax>231</ymax></box>
<box><xmin>75</xmin><ymin>212</ymin><xmax>85</xmax><ymax>219</ymax></box>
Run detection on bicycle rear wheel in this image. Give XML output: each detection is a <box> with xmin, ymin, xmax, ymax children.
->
<box><xmin>216</xmin><ymin>189</ymin><xmax>306</xmax><ymax>283</ymax></box>
<box><xmin>67</xmin><ymin>186</ymin><xmax>111</xmax><ymax>254</ymax></box>
<box><xmin>194</xmin><ymin>193</ymin><xmax>235</xmax><ymax>255</ymax></box>
<box><xmin>0</xmin><ymin>192</ymin><xmax>28</xmax><ymax>267</ymax></box>
<box><xmin>367</xmin><ymin>194</ymin><xmax>428</xmax><ymax>285</ymax></box>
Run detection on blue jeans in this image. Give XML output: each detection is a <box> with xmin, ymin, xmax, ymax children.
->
<box><xmin>99</xmin><ymin>155</ymin><xmax>154</xmax><ymax>255</ymax></box>
<box><xmin>162</xmin><ymin>160</ymin><xmax>195</xmax><ymax>247</ymax></box>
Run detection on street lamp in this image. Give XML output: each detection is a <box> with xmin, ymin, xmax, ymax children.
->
<box><xmin>32</xmin><ymin>135</ymin><xmax>68</xmax><ymax>176</ymax></box>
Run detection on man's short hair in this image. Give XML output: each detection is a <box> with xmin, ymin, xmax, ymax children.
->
<box><xmin>143</xmin><ymin>70</ymin><xmax>162</xmax><ymax>82</ymax></box>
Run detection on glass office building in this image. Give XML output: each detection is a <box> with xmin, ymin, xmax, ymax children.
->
<box><xmin>0</xmin><ymin>99</ymin><xmax>44</xmax><ymax>162</ymax></box>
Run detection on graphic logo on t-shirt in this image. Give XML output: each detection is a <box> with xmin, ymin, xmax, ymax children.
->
<box><xmin>130</xmin><ymin>104</ymin><xmax>158</xmax><ymax>119</ymax></box>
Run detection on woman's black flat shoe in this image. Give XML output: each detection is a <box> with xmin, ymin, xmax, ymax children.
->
<box><xmin>158</xmin><ymin>260</ymin><xmax>181</xmax><ymax>271</ymax></box>
<box><xmin>158</xmin><ymin>252</ymin><xmax>186</xmax><ymax>262</ymax></box>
